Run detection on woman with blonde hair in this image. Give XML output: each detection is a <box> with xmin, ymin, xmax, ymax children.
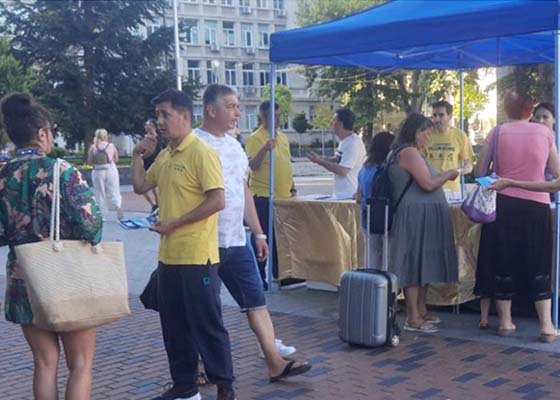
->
<box><xmin>0</xmin><ymin>92</ymin><xmax>102</xmax><ymax>399</ymax></box>
<box><xmin>87</xmin><ymin>128</ymin><xmax>123</xmax><ymax>220</ymax></box>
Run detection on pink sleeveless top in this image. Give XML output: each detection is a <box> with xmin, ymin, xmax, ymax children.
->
<box><xmin>490</xmin><ymin>121</ymin><xmax>553</xmax><ymax>204</ymax></box>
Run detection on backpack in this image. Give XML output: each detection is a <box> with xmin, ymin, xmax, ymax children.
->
<box><xmin>367</xmin><ymin>145</ymin><xmax>413</xmax><ymax>234</ymax></box>
<box><xmin>92</xmin><ymin>143</ymin><xmax>110</xmax><ymax>165</ymax></box>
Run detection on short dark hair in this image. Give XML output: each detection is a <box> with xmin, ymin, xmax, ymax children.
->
<box><xmin>365</xmin><ymin>131</ymin><xmax>394</xmax><ymax>166</ymax></box>
<box><xmin>394</xmin><ymin>113</ymin><xmax>434</xmax><ymax>148</ymax></box>
<box><xmin>335</xmin><ymin>108</ymin><xmax>355</xmax><ymax>131</ymax></box>
<box><xmin>504</xmin><ymin>90</ymin><xmax>533</xmax><ymax>120</ymax></box>
<box><xmin>431</xmin><ymin>100</ymin><xmax>453</xmax><ymax>116</ymax></box>
<box><xmin>151</xmin><ymin>89</ymin><xmax>193</xmax><ymax>115</ymax></box>
<box><xmin>259</xmin><ymin>100</ymin><xmax>279</xmax><ymax>114</ymax></box>
<box><xmin>145</xmin><ymin>118</ymin><xmax>157</xmax><ymax>127</ymax></box>
<box><xmin>0</xmin><ymin>92</ymin><xmax>53</xmax><ymax>146</ymax></box>
<box><xmin>203</xmin><ymin>84</ymin><xmax>237</xmax><ymax>107</ymax></box>
<box><xmin>533</xmin><ymin>102</ymin><xmax>555</xmax><ymax>118</ymax></box>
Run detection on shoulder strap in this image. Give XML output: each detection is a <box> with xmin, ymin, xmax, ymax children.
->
<box><xmin>394</xmin><ymin>176</ymin><xmax>413</xmax><ymax>212</ymax></box>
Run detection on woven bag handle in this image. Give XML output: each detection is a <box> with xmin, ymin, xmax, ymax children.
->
<box><xmin>49</xmin><ymin>158</ymin><xmax>62</xmax><ymax>246</ymax></box>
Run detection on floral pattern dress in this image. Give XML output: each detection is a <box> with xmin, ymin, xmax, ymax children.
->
<box><xmin>0</xmin><ymin>154</ymin><xmax>102</xmax><ymax>324</ymax></box>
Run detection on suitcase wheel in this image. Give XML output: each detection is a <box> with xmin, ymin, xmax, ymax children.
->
<box><xmin>389</xmin><ymin>334</ymin><xmax>400</xmax><ymax>347</ymax></box>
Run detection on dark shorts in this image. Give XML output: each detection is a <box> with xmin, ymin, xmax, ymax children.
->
<box><xmin>219</xmin><ymin>243</ymin><xmax>267</xmax><ymax>312</ymax></box>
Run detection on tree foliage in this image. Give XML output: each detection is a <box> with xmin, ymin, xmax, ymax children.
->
<box><xmin>292</xmin><ymin>112</ymin><xmax>309</xmax><ymax>134</ymax></box>
<box><xmin>261</xmin><ymin>83</ymin><xmax>292</xmax><ymax>124</ymax></box>
<box><xmin>496</xmin><ymin>64</ymin><xmax>554</xmax><ymax>103</ymax></box>
<box><xmin>0</xmin><ymin>36</ymin><xmax>36</xmax><ymax>145</ymax></box>
<box><xmin>297</xmin><ymin>0</ymin><xmax>487</xmax><ymax>129</ymax></box>
<box><xmin>0</xmin><ymin>0</ymin><xmax>199</xmax><ymax>147</ymax></box>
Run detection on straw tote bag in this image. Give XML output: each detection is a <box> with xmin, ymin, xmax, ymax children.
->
<box><xmin>14</xmin><ymin>159</ymin><xmax>130</xmax><ymax>332</ymax></box>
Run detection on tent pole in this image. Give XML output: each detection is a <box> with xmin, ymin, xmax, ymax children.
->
<box><xmin>172</xmin><ymin>0</ymin><xmax>182</xmax><ymax>90</ymax></box>
<box><xmin>459</xmin><ymin>69</ymin><xmax>465</xmax><ymax>200</ymax></box>
<box><xmin>554</xmin><ymin>29</ymin><xmax>560</xmax><ymax>329</ymax></box>
<box><xmin>267</xmin><ymin>64</ymin><xmax>277</xmax><ymax>292</ymax></box>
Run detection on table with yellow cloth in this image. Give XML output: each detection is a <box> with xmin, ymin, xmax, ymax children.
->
<box><xmin>274</xmin><ymin>198</ymin><xmax>480</xmax><ymax>306</ymax></box>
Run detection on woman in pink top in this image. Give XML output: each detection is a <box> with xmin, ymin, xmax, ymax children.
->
<box><xmin>474</xmin><ymin>91</ymin><xmax>560</xmax><ymax>342</ymax></box>
<box><xmin>87</xmin><ymin>128</ymin><xmax>123</xmax><ymax>220</ymax></box>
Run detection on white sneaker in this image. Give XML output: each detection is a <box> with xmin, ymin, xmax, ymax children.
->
<box><xmin>178</xmin><ymin>393</ymin><xmax>201</xmax><ymax>400</ymax></box>
<box><xmin>276</xmin><ymin>339</ymin><xmax>296</xmax><ymax>358</ymax></box>
<box><xmin>258</xmin><ymin>339</ymin><xmax>296</xmax><ymax>359</ymax></box>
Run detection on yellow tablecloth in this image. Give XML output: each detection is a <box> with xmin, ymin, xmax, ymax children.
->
<box><xmin>274</xmin><ymin>198</ymin><xmax>480</xmax><ymax>306</ymax></box>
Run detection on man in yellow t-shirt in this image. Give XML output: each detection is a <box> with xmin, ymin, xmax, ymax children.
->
<box><xmin>245</xmin><ymin>101</ymin><xmax>295</xmax><ymax>288</ymax></box>
<box><xmin>427</xmin><ymin>100</ymin><xmax>475</xmax><ymax>192</ymax></box>
<box><xmin>131</xmin><ymin>89</ymin><xmax>235</xmax><ymax>400</ymax></box>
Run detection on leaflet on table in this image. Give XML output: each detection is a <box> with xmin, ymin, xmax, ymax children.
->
<box><xmin>295</xmin><ymin>194</ymin><xmax>354</xmax><ymax>201</ymax></box>
<box><xmin>119</xmin><ymin>208</ymin><xmax>158</xmax><ymax>230</ymax></box>
<box><xmin>475</xmin><ymin>175</ymin><xmax>498</xmax><ymax>188</ymax></box>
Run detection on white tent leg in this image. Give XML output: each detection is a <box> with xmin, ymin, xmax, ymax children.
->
<box><xmin>267</xmin><ymin>64</ymin><xmax>277</xmax><ymax>292</ymax></box>
<box><xmin>459</xmin><ymin>69</ymin><xmax>465</xmax><ymax>200</ymax></box>
<box><xmin>553</xmin><ymin>30</ymin><xmax>560</xmax><ymax>329</ymax></box>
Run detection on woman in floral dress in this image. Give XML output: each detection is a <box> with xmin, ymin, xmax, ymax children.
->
<box><xmin>0</xmin><ymin>93</ymin><xmax>102</xmax><ymax>399</ymax></box>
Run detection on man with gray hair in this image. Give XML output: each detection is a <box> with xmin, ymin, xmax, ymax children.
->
<box><xmin>195</xmin><ymin>83</ymin><xmax>312</xmax><ymax>383</ymax></box>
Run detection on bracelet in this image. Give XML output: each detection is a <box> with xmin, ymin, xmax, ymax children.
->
<box><xmin>254</xmin><ymin>233</ymin><xmax>267</xmax><ymax>240</ymax></box>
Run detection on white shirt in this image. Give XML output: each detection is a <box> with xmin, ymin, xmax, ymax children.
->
<box><xmin>195</xmin><ymin>128</ymin><xmax>248</xmax><ymax>248</ymax></box>
<box><xmin>334</xmin><ymin>133</ymin><xmax>366</xmax><ymax>197</ymax></box>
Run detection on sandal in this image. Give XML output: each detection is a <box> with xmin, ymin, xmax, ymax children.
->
<box><xmin>539</xmin><ymin>330</ymin><xmax>559</xmax><ymax>343</ymax></box>
<box><xmin>479</xmin><ymin>320</ymin><xmax>489</xmax><ymax>330</ymax></box>
<box><xmin>497</xmin><ymin>324</ymin><xmax>516</xmax><ymax>337</ymax></box>
<box><xmin>269</xmin><ymin>360</ymin><xmax>312</xmax><ymax>383</ymax></box>
<box><xmin>422</xmin><ymin>314</ymin><xmax>441</xmax><ymax>324</ymax></box>
<box><xmin>195</xmin><ymin>371</ymin><xmax>210</xmax><ymax>386</ymax></box>
<box><xmin>403</xmin><ymin>321</ymin><xmax>438</xmax><ymax>333</ymax></box>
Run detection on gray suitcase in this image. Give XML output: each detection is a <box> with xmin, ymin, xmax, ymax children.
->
<box><xmin>338</xmin><ymin>204</ymin><xmax>400</xmax><ymax>347</ymax></box>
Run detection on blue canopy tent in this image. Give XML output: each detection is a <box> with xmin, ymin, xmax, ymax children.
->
<box><xmin>265</xmin><ymin>0</ymin><xmax>560</xmax><ymax>326</ymax></box>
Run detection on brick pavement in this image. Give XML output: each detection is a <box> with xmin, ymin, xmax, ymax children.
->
<box><xmin>2</xmin><ymin>293</ymin><xmax>560</xmax><ymax>399</ymax></box>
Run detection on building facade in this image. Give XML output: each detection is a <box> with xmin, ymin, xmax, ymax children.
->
<box><xmin>146</xmin><ymin>0</ymin><xmax>323</xmax><ymax>138</ymax></box>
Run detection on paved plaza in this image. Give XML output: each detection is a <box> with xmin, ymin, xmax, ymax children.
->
<box><xmin>2</xmin><ymin>171</ymin><xmax>560</xmax><ymax>399</ymax></box>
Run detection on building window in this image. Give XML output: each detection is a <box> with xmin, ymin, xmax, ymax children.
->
<box><xmin>222</xmin><ymin>21</ymin><xmax>235</xmax><ymax>46</ymax></box>
<box><xmin>206</xmin><ymin>61</ymin><xmax>219</xmax><ymax>84</ymax></box>
<box><xmin>277</xmin><ymin>71</ymin><xmax>287</xmax><ymax>85</ymax></box>
<box><xmin>275</xmin><ymin>24</ymin><xmax>286</xmax><ymax>33</ymax></box>
<box><xmin>184</xmin><ymin>19</ymin><xmax>198</xmax><ymax>45</ymax></box>
<box><xmin>202</xmin><ymin>0</ymin><xmax>216</xmax><ymax>4</ymax></box>
<box><xmin>272</xmin><ymin>0</ymin><xmax>284</xmax><ymax>9</ymax></box>
<box><xmin>147</xmin><ymin>25</ymin><xmax>159</xmax><ymax>36</ymax></box>
<box><xmin>242</xmin><ymin>63</ymin><xmax>254</xmax><ymax>86</ymax></box>
<box><xmin>222</xmin><ymin>0</ymin><xmax>233</xmax><ymax>5</ymax></box>
<box><xmin>225</xmin><ymin>62</ymin><xmax>237</xmax><ymax>86</ymax></box>
<box><xmin>258</xmin><ymin>24</ymin><xmax>269</xmax><ymax>48</ymax></box>
<box><xmin>183</xmin><ymin>0</ymin><xmax>198</xmax><ymax>3</ymax></box>
<box><xmin>256</xmin><ymin>0</ymin><xmax>268</xmax><ymax>8</ymax></box>
<box><xmin>246</xmin><ymin>106</ymin><xmax>257</xmax><ymax>131</ymax></box>
<box><xmin>187</xmin><ymin>60</ymin><xmax>201</xmax><ymax>82</ymax></box>
<box><xmin>259</xmin><ymin>63</ymin><xmax>270</xmax><ymax>86</ymax></box>
<box><xmin>241</xmin><ymin>24</ymin><xmax>253</xmax><ymax>47</ymax></box>
<box><xmin>239</xmin><ymin>0</ymin><xmax>250</xmax><ymax>5</ymax></box>
<box><xmin>193</xmin><ymin>105</ymin><xmax>203</xmax><ymax>123</ymax></box>
<box><xmin>204</xmin><ymin>21</ymin><xmax>218</xmax><ymax>45</ymax></box>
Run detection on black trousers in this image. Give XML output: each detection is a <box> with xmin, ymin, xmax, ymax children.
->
<box><xmin>252</xmin><ymin>196</ymin><xmax>279</xmax><ymax>287</ymax></box>
<box><xmin>157</xmin><ymin>262</ymin><xmax>234</xmax><ymax>388</ymax></box>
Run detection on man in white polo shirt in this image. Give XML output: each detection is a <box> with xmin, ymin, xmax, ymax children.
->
<box><xmin>307</xmin><ymin>108</ymin><xmax>366</xmax><ymax>198</ymax></box>
<box><xmin>195</xmin><ymin>84</ymin><xmax>311</xmax><ymax>383</ymax></box>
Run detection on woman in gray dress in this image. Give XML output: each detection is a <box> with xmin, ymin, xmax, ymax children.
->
<box><xmin>389</xmin><ymin>114</ymin><xmax>459</xmax><ymax>333</ymax></box>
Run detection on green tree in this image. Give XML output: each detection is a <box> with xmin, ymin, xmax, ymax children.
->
<box><xmin>311</xmin><ymin>102</ymin><xmax>335</xmax><ymax>155</ymax></box>
<box><xmin>0</xmin><ymin>36</ymin><xmax>36</xmax><ymax>145</ymax></box>
<box><xmin>297</xmin><ymin>0</ymin><xmax>486</xmax><ymax>129</ymax></box>
<box><xmin>261</xmin><ymin>83</ymin><xmax>292</xmax><ymax>125</ymax></box>
<box><xmin>292</xmin><ymin>112</ymin><xmax>310</xmax><ymax>156</ymax></box>
<box><xmin>0</xmin><ymin>0</ymin><xmax>199</xmax><ymax>148</ymax></box>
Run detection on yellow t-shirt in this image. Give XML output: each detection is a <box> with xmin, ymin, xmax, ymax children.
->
<box><xmin>425</xmin><ymin>127</ymin><xmax>474</xmax><ymax>191</ymax></box>
<box><xmin>146</xmin><ymin>133</ymin><xmax>224</xmax><ymax>265</ymax></box>
<box><xmin>245</xmin><ymin>126</ymin><xmax>293</xmax><ymax>199</ymax></box>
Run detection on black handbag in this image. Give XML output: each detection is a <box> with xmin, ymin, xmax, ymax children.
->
<box><xmin>139</xmin><ymin>268</ymin><xmax>159</xmax><ymax>311</ymax></box>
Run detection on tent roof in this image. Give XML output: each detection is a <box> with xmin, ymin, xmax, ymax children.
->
<box><xmin>270</xmin><ymin>0</ymin><xmax>559</xmax><ymax>70</ymax></box>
